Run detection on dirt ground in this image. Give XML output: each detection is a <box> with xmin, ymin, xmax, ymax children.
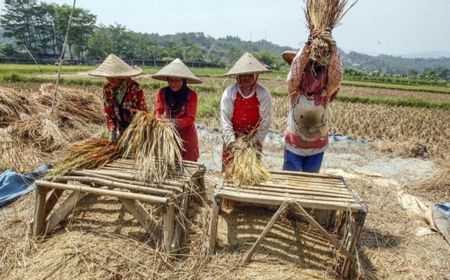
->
<box><xmin>1</xmin><ymin>126</ymin><xmax>449</xmax><ymax>280</ymax></box>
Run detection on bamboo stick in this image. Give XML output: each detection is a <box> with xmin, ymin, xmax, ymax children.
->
<box><xmin>45</xmin><ymin>190</ymin><xmax>88</xmax><ymax>234</ymax></box>
<box><xmin>221</xmin><ymin>186</ymin><xmax>357</xmax><ymax>203</ymax></box>
<box><xmin>71</xmin><ymin>170</ymin><xmax>183</xmax><ymax>192</ymax></box>
<box><xmin>291</xmin><ymin>202</ymin><xmax>353</xmax><ymax>259</ymax></box>
<box><xmin>83</xmin><ymin>169</ymin><xmax>185</xmax><ymax>190</ymax></box>
<box><xmin>54</xmin><ymin>176</ymin><xmax>174</xmax><ymax>196</ymax></box>
<box><xmin>163</xmin><ymin>202</ymin><xmax>175</xmax><ymax>252</ymax></box>
<box><xmin>217</xmin><ymin>189</ymin><xmax>362</xmax><ymax>211</ymax></box>
<box><xmin>36</xmin><ymin>180</ymin><xmax>168</xmax><ymax>204</ymax></box>
<box><xmin>225</xmin><ymin>182</ymin><xmax>354</xmax><ymax>197</ymax></box>
<box><xmin>120</xmin><ymin>198</ymin><xmax>162</xmax><ymax>242</ymax></box>
<box><xmin>208</xmin><ymin>196</ymin><xmax>222</xmax><ymax>253</ymax></box>
<box><xmin>33</xmin><ymin>186</ymin><xmax>49</xmax><ymax>236</ymax></box>
<box><xmin>242</xmin><ymin>201</ymin><xmax>290</xmax><ymax>264</ymax></box>
<box><xmin>270</xmin><ymin>169</ymin><xmax>343</xmax><ymax>180</ymax></box>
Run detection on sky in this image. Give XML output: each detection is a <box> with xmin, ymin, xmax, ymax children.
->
<box><xmin>1</xmin><ymin>0</ymin><xmax>450</xmax><ymax>56</ymax></box>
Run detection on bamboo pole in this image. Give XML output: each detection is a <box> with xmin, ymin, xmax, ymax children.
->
<box><xmin>171</xmin><ymin>192</ymin><xmax>189</xmax><ymax>251</ymax></box>
<box><xmin>269</xmin><ymin>169</ymin><xmax>342</xmax><ymax>180</ymax></box>
<box><xmin>36</xmin><ymin>180</ymin><xmax>168</xmax><ymax>204</ymax></box>
<box><xmin>71</xmin><ymin>170</ymin><xmax>183</xmax><ymax>192</ymax></box>
<box><xmin>55</xmin><ymin>176</ymin><xmax>174</xmax><ymax>196</ymax></box>
<box><xmin>163</xmin><ymin>202</ymin><xmax>175</xmax><ymax>252</ymax></box>
<box><xmin>224</xmin><ymin>183</ymin><xmax>355</xmax><ymax>197</ymax></box>
<box><xmin>291</xmin><ymin>202</ymin><xmax>353</xmax><ymax>259</ymax></box>
<box><xmin>221</xmin><ymin>186</ymin><xmax>357</xmax><ymax>203</ymax></box>
<box><xmin>120</xmin><ymin>198</ymin><xmax>162</xmax><ymax>242</ymax></box>
<box><xmin>217</xmin><ymin>189</ymin><xmax>362</xmax><ymax>211</ymax></box>
<box><xmin>242</xmin><ymin>201</ymin><xmax>290</xmax><ymax>264</ymax></box>
<box><xmin>208</xmin><ymin>196</ymin><xmax>222</xmax><ymax>253</ymax></box>
<box><xmin>87</xmin><ymin>169</ymin><xmax>185</xmax><ymax>189</ymax></box>
<box><xmin>46</xmin><ymin>190</ymin><xmax>88</xmax><ymax>234</ymax></box>
<box><xmin>33</xmin><ymin>186</ymin><xmax>49</xmax><ymax>236</ymax></box>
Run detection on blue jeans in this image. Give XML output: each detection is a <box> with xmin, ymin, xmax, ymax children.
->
<box><xmin>283</xmin><ymin>149</ymin><xmax>324</xmax><ymax>173</ymax></box>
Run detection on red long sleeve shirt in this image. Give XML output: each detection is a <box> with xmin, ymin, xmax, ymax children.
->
<box><xmin>103</xmin><ymin>78</ymin><xmax>147</xmax><ymax>133</ymax></box>
<box><xmin>154</xmin><ymin>88</ymin><xmax>199</xmax><ymax>161</ymax></box>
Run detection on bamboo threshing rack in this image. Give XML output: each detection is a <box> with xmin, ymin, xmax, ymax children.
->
<box><xmin>33</xmin><ymin>158</ymin><xmax>206</xmax><ymax>252</ymax></box>
<box><xmin>209</xmin><ymin>169</ymin><xmax>367</xmax><ymax>279</ymax></box>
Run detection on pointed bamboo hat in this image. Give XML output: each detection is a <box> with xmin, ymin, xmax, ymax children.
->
<box><xmin>88</xmin><ymin>54</ymin><xmax>142</xmax><ymax>78</ymax></box>
<box><xmin>223</xmin><ymin>52</ymin><xmax>271</xmax><ymax>76</ymax></box>
<box><xmin>282</xmin><ymin>50</ymin><xmax>297</xmax><ymax>65</ymax></box>
<box><xmin>151</xmin><ymin>58</ymin><xmax>202</xmax><ymax>84</ymax></box>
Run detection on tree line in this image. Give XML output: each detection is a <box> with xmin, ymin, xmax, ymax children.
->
<box><xmin>0</xmin><ymin>0</ymin><xmax>288</xmax><ymax>69</ymax></box>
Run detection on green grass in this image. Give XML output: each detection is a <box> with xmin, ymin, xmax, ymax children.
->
<box><xmin>342</xmin><ymin>80</ymin><xmax>450</xmax><ymax>94</ymax></box>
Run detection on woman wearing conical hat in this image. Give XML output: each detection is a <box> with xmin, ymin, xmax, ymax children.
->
<box><xmin>152</xmin><ymin>58</ymin><xmax>202</xmax><ymax>162</ymax></box>
<box><xmin>88</xmin><ymin>54</ymin><xmax>147</xmax><ymax>142</ymax></box>
<box><xmin>220</xmin><ymin>52</ymin><xmax>273</xmax><ymax>168</ymax></box>
<box><xmin>282</xmin><ymin>30</ymin><xmax>343</xmax><ymax>173</ymax></box>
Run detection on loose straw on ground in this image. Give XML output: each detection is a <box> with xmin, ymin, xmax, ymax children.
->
<box><xmin>118</xmin><ymin>111</ymin><xmax>184</xmax><ymax>182</ymax></box>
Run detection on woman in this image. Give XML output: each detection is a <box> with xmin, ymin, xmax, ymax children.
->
<box><xmin>282</xmin><ymin>30</ymin><xmax>342</xmax><ymax>173</ymax></box>
<box><xmin>220</xmin><ymin>52</ymin><xmax>273</xmax><ymax>169</ymax></box>
<box><xmin>88</xmin><ymin>53</ymin><xmax>147</xmax><ymax>142</ymax></box>
<box><xmin>152</xmin><ymin>58</ymin><xmax>202</xmax><ymax>162</ymax></box>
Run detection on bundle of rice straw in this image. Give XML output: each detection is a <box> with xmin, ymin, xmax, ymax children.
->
<box><xmin>0</xmin><ymin>87</ymin><xmax>33</xmax><ymax>127</ymax></box>
<box><xmin>8</xmin><ymin>112</ymin><xmax>66</xmax><ymax>152</ymax></box>
<box><xmin>304</xmin><ymin>0</ymin><xmax>357</xmax><ymax>65</ymax></box>
<box><xmin>47</xmin><ymin>138</ymin><xmax>120</xmax><ymax>177</ymax></box>
<box><xmin>227</xmin><ymin>136</ymin><xmax>271</xmax><ymax>187</ymax></box>
<box><xmin>118</xmin><ymin>111</ymin><xmax>184</xmax><ymax>182</ymax></box>
<box><xmin>37</xmin><ymin>83</ymin><xmax>104</xmax><ymax>125</ymax></box>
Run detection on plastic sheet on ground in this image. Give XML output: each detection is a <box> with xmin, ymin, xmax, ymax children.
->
<box><xmin>0</xmin><ymin>164</ymin><xmax>51</xmax><ymax>207</ymax></box>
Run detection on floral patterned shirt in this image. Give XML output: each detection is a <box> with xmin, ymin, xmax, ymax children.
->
<box><xmin>103</xmin><ymin>78</ymin><xmax>147</xmax><ymax>133</ymax></box>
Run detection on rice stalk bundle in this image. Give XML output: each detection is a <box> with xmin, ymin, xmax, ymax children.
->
<box><xmin>37</xmin><ymin>83</ymin><xmax>104</xmax><ymax>125</ymax></box>
<box><xmin>118</xmin><ymin>111</ymin><xmax>184</xmax><ymax>182</ymax></box>
<box><xmin>0</xmin><ymin>87</ymin><xmax>33</xmax><ymax>126</ymax></box>
<box><xmin>304</xmin><ymin>0</ymin><xmax>357</xmax><ymax>32</ymax></box>
<box><xmin>227</xmin><ymin>137</ymin><xmax>271</xmax><ymax>187</ymax></box>
<box><xmin>304</xmin><ymin>0</ymin><xmax>357</xmax><ymax>65</ymax></box>
<box><xmin>8</xmin><ymin>113</ymin><xmax>66</xmax><ymax>152</ymax></box>
<box><xmin>47</xmin><ymin>138</ymin><xmax>120</xmax><ymax>177</ymax></box>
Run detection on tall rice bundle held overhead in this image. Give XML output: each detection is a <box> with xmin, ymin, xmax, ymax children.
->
<box><xmin>118</xmin><ymin>111</ymin><xmax>184</xmax><ymax>182</ymax></box>
<box><xmin>226</xmin><ymin>137</ymin><xmax>271</xmax><ymax>187</ymax></box>
<box><xmin>305</xmin><ymin>0</ymin><xmax>357</xmax><ymax>31</ymax></box>
<box><xmin>304</xmin><ymin>0</ymin><xmax>357</xmax><ymax>65</ymax></box>
<box><xmin>47</xmin><ymin>138</ymin><xmax>120</xmax><ymax>177</ymax></box>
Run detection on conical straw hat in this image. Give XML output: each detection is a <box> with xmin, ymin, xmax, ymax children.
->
<box><xmin>88</xmin><ymin>54</ymin><xmax>142</xmax><ymax>78</ymax></box>
<box><xmin>282</xmin><ymin>50</ymin><xmax>297</xmax><ymax>65</ymax></box>
<box><xmin>151</xmin><ymin>58</ymin><xmax>202</xmax><ymax>84</ymax></box>
<box><xmin>223</xmin><ymin>52</ymin><xmax>271</xmax><ymax>76</ymax></box>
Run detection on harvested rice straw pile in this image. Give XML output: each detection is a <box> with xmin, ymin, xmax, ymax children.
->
<box><xmin>0</xmin><ymin>140</ymin><xmax>41</xmax><ymax>172</ymax></box>
<box><xmin>8</xmin><ymin>112</ymin><xmax>66</xmax><ymax>152</ymax></box>
<box><xmin>0</xmin><ymin>87</ymin><xmax>33</xmax><ymax>126</ymax></box>
<box><xmin>46</xmin><ymin>138</ymin><xmax>120</xmax><ymax>177</ymax></box>
<box><xmin>227</xmin><ymin>136</ymin><xmax>271</xmax><ymax>187</ymax></box>
<box><xmin>37</xmin><ymin>83</ymin><xmax>104</xmax><ymax>124</ymax></box>
<box><xmin>118</xmin><ymin>111</ymin><xmax>184</xmax><ymax>182</ymax></box>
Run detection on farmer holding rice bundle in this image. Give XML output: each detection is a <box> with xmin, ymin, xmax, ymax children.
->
<box><xmin>88</xmin><ymin>54</ymin><xmax>147</xmax><ymax>142</ymax></box>
<box><xmin>152</xmin><ymin>58</ymin><xmax>201</xmax><ymax>162</ymax></box>
<box><xmin>282</xmin><ymin>0</ymin><xmax>355</xmax><ymax>173</ymax></box>
<box><xmin>220</xmin><ymin>52</ymin><xmax>273</xmax><ymax>171</ymax></box>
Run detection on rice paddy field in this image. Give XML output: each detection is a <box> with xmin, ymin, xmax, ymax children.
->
<box><xmin>1</xmin><ymin>64</ymin><xmax>449</xmax><ymax>279</ymax></box>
